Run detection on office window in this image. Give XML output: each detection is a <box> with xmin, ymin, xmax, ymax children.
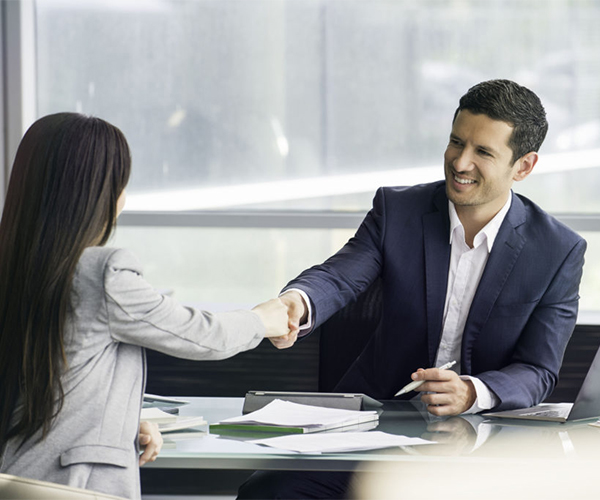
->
<box><xmin>30</xmin><ymin>0</ymin><xmax>600</xmax><ymax>309</ymax></box>
<box><xmin>36</xmin><ymin>0</ymin><xmax>600</xmax><ymax>212</ymax></box>
<box><xmin>112</xmin><ymin>225</ymin><xmax>355</xmax><ymax>305</ymax></box>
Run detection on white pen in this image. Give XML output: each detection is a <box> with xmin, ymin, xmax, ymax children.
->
<box><xmin>394</xmin><ymin>360</ymin><xmax>457</xmax><ymax>396</ymax></box>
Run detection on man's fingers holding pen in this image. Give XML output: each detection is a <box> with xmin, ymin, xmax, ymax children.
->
<box><xmin>413</xmin><ymin>367</ymin><xmax>460</xmax><ymax>395</ymax></box>
<box><xmin>411</xmin><ymin>367</ymin><xmax>453</xmax><ymax>382</ymax></box>
<box><xmin>415</xmin><ymin>372</ymin><xmax>476</xmax><ymax>416</ymax></box>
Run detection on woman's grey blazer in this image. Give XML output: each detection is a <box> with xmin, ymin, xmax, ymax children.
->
<box><xmin>0</xmin><ymin>247</ymin><xmax>265</xmax><ymax>499</ymax></box>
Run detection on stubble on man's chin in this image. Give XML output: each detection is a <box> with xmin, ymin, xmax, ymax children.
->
<box><xmin>446</xmin><ymin>187</ymin><xmax>480</xmax><ymax>208</ymax></box>
<box><xmin>446</xmin><ymin>184</ymin><xmax>465</xmax><ymax>207</ymax></box>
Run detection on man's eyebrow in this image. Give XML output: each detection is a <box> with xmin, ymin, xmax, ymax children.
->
<box><xmin>476</xmin><ymin>143</ymin><xmax>500</xmax><ymax>156</ymax></box>
<box><xmin>450</xmin><ymin>132</ymin><xmax>500</xmax><ymax>156</ymax></box>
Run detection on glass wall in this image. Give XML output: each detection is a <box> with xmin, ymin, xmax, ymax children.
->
<box><xmin>36</xmin><ymin>0</ymin><xmax>600</xmax><ymax>212</ymax></box>
<box><xmin>32</xmin><ymin>0</ymin><xmax>600</xmax><ymax>310</ymax></box>
<box><xmin>111</xmin><ymin>225</ymin><xmax>355</xmax><ymax>306</ymax></box>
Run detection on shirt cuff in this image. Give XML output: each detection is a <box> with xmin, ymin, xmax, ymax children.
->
<box><xmin>280</xmin><ymin>288</ymin><xmax>313</xmax><ymax>336</ymax></box>
<box><xmin>459</xmin><ymin>375</ymin><xmax>500</xmax><ymax>414</ymax></box>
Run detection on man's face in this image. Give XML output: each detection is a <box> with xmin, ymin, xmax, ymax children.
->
<box><xmin>444</xmin><ymin>110</ymin><xmax>520</xmax><ymax>221</ymax></box>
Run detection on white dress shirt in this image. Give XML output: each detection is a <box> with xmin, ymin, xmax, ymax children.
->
<box><xmin>437</xmin><ymin>196</ymin><xmax>511</xmax><ymax>413</ymax></box>
<box><xmin>289</xmin><ymin>193</ymin><xmax>512</xmax><ymax>414</ymax></box>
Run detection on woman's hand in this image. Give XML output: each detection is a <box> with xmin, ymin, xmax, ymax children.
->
<box><xmin>138</xmin><ymin>420</ymin><xmax>163</xmax><ymax>466</ymax></box>
<box><xmin>252</xmin><ymin>298</ymin><xmax>291</xmax><ymax>338</ymax></box>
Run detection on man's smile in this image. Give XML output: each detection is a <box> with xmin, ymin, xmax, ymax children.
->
<box><xmin>454</xmin><ymin>175</ymin><xmax>477</xmax><ymax>185</ymax></box>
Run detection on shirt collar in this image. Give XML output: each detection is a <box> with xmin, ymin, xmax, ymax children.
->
<box><xmin>448</xmin><ymin>192</ymin><xmax>513</xmax><ymax>252</ymax></box>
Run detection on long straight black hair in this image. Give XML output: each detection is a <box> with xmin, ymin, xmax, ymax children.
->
<box><xmin>0</xmin><ymin>113</ymin><xmax>131</xmax><ymax>451</ymax></box>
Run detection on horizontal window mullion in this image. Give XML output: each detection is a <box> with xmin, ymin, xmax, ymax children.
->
<box><xmin>118</xmin><ymin>211</ymin><xmax>600</xmax><ymax>231</ymax></box>
<box><xmin>118</xmin><ymin>210</ymin><xmax>366</xmax><ymax>229</ymax></box>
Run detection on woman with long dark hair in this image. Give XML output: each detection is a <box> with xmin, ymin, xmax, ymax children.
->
<box><xmin>0</xmin><ymin>113</ymin><xmax>290</xmax><ymax>499</ymax></box>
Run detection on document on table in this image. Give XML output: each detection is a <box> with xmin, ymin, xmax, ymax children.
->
<box><xmin>250</xmin><ymin>431</ymin><xmax>433</xmax><ymax>454</ymax></box>
<box><xmin>211</xmin><ymin>399</ymin><xmax>379</xmax><ymax>434</ymax></box>
<box><xmin>141</xmin><ymin>407</ymin><xmax>178</xmax><ymax>424</ymax></box>
<box><xmin>141</xmin><ymin>407</ymin><xmax>207</xmax><ymax>433</ymax></box>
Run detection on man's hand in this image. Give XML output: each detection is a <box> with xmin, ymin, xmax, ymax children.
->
<box><xmin>412</xmin><ymin>367</ymin><xmax>476</xmax><ymax>416</ymax></box>
<box><xmin>252</xmin><ymin>298</ymin><xmax>290</xmax><ymax>338</ymax></box>
<box><xmin>138</xmin><ymin>421</ymin><xmax>163</xmax><ymax>466</ymax></box>
<box><xmin>267</xmin><ymin>291</ymin><xmax>308</xmax><ymax>349</ymax></box>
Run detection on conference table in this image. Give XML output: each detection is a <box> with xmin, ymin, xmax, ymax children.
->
<box><xmin>143</xmin><ymin>397</ymin><xmax>600</xmax><ymax>500</ymax></box>
<box><xmin>144</xmin><ymin>397</ymin><xmax>600</xmax><ymax>497</ymax></box>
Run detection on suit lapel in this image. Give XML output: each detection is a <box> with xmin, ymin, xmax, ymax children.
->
<box><xmin>423</xmin><ymin>187</ymin><xmax>451</xmax><ymax>365</ymax></box>
<box><xmin>461</xmin><ymin>193</ymin><xmax>527</xmax><ymax>371</ymax></box>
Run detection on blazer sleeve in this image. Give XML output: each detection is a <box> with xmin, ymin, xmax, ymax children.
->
<box><xmin>477</xmin><ymin>237</ymin><xmax>587</xmax><ymax>410</ymax></box>
<box><xmin>282</xmin><ymin>187</ymin><xmax>388</xmax><ymax>330</ymax></box>
<box><xmin>102</xmin><ymin>248</ymin><xmax>265</xmax><ymax>360</ymax></box>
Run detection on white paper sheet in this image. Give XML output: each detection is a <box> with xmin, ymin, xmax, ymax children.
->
<box><xmin>171</xmin><ymin>434</ymin><xmax>298</xmax><ymax>454</ymax></box>
<box><xmin>218</xmin><ymin>399</ymin><xmax>378</xmax><ymax>429</ymax></box>
<box><xmin>251</xmin><ymin>430</ymin><xmax>433</xmax><ymax>454</ymax></box>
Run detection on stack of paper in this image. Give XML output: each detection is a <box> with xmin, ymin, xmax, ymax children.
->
<box><xmin>141</xmin><ymin>407</ymin><xmax>207</xmax><ymax>434</ymax></box>
<box><xmin>141</xmin><ymin>407</ymin><xmax>178</xmax><ymax>424</ymax></box>
<box><xmin>157</xmin><ymin>416</ymin><xmax>207</xmax><ymax>434</ymax></box>
<box><xmin>210</xmin><ymin>399</ymin><xmax>379</xmax><ymax>434</ymax></box>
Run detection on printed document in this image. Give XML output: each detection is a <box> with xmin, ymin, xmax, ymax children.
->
<box><xmin>251</xmin><ymin>431</ymin><xmax>433</xmax><ymax>453</ymax></box>
<box><xmin>213</xmin><ymin>399</ymin><xmax>378</xmax><ymax>433</ymax></box>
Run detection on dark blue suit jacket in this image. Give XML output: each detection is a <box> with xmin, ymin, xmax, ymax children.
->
<box><xmin>286</xmin><ymin>181</ymin><xmax>586</xmax><ymax>410</ymax></box>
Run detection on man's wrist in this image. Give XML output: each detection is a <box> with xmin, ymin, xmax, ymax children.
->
<box><xmin>280</xmin><ymin>288</ymin><xmax>313</xmax><ymax>332</ymax></box>
<box><xmin>460</xmin><ymin>375</ymin><xmax>499</xmax><ymax>414</ymax></box>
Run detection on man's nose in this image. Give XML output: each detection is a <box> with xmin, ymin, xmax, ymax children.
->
<box><xmin>453</xmin><ymin>149</ymin><xmax>475</xmax><ymax>172</ymax></box>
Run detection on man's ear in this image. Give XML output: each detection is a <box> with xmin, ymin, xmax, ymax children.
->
<box><xmin>513</xmin><ymin>152</ymin><xmax>538</xmax><ymax>182</ymax></box>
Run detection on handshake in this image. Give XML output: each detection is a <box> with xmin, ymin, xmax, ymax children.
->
<box><xmin>251</xmin><ymin>291</ymin><xmax>308</xmax><ymax>350</ymax></box>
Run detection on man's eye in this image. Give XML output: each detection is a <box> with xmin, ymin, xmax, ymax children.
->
<box><xmin>478</xmin><ymin>149</ymin><xmax>492</xmax><ymax>157</ymax></box>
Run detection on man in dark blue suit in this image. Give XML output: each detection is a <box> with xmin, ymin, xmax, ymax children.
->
<box><xmin>238</xmin><ymin>79</ymin><xmax>586</xmax><ymax>499</ymax></box>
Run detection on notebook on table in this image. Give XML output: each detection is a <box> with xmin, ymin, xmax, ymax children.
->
<box><xmin>483</xmin><ymin>345</ymin><xmax>600</xmax><ymax>423</ymax></box>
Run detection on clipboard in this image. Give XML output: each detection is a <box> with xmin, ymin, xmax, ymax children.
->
<box><xmin>242</xmin><ymin>390</ymin><xmax>382</xmax><ymax>414</ymax></box>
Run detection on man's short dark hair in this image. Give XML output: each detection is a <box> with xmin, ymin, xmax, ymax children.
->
<box><xmin>453</xmin><ymin>79</ymin><xmax>548</xmax><ymax>163</ymax></box>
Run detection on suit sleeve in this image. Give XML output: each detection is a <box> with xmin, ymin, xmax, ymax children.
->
<box><xmin>478</xmin><ymin>237</ymin><xmax>587</xmax><ymax>410</ymax></box>
<box><xmin>103</xmin><ymin>249</ymin><xmax>265</xmax><ymax>360</ymax></box>
<box><xmin>282</xmin><ymin>187</ymin><xmax>387</xmax><ymax>331</ymax></box>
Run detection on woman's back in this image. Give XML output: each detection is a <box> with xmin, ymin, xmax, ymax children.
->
<box><xmin>0</xmin><ymin>113</ymin><xmax>288</xmax><ymax>498</ymax></box>
<box><xmin>1</xmin><ymin>246</ymin><xmax>266</xmax><ymax>499</ymax></box>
